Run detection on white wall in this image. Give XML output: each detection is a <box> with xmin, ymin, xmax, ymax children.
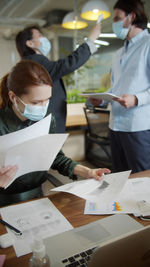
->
<box><xmin>0</xmin><ymin>30</ymin><xmax>56</xmax><ymax>79</ymax></box>
<box><xmin>0</xmin><ymin>37</ymin><xmax>19</xmax><ymax>79</ymax></box>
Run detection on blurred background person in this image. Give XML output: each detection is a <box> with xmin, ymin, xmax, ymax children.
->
<box><xmin>15</xmin><ymin>23</ymin><xmax>101</xmax><ymax>133</ymax></box>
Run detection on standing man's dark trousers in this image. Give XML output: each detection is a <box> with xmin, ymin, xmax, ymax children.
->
<box><xmin>110</xmin><ymin>129</ymin><xmax>150</xmax><ymax>173</ymax></box>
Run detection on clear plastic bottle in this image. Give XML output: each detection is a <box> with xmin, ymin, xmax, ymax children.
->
<box><xmin>29</xmin><ymin>237</ymin><xmax>50</xmax><ymax>267</ymax></box>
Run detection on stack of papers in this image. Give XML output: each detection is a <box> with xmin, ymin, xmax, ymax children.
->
<box><xmin>80</xmin><ymin>92</ymin><xmax>120</xmax><ymax>102</ymax></box>
<box><xmin>52</xmin><ymin>172</ymin><xmax>150</xmax><ymax>217</ymax></box>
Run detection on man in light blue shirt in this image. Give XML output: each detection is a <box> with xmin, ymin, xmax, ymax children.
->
<box><xmin>91</xmin><ymin>0</ymin><xmax>150</xmax><ymax>173</ymax></box>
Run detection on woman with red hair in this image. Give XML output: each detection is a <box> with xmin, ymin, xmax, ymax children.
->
<box><xmin>0</xmin><ymin>60</ymin><xmax>110</xmax><ymax>206</ymax></box>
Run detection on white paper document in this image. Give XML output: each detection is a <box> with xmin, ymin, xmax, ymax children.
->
<box><xmin>0</xmin><ymin>198</ymin><xmax>73</xmax><ymax>257</ymax></box>
<box><xmin>84</xmin><ymin>177</ymin><xmax>150</xmax><ymax>216</ymax></box>
<box><xmin>51</xmin><ymin>170</ymin><xmax>131</xmax><ymax>203</ymax></box>
<box><xmin>80</xmin><ymin>92</ymin><xmax>120</xmax><ymax>102</ymax></box>
<box><xmin>0</xmin><ymin>114</ymin><xmax>51</xmax><ymax>167</ymax></box>
<box><xmin>0</xmin><ymin>113</ymin><xmax>68</xmax><ymax>188</ymax></box>
<box><xmin>131</xmin><ymin>177</ymin><xmax>150</xmax><ymax>216</ymax></box>
<box><xmin>5</xmin><ymin>133</ymin><xmax>68</xmax><ymax>188</ymax></box>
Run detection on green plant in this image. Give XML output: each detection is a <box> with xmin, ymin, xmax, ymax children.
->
<box><xmin>67</xmin><ymin>89</ymin><xmax>86</xmax><ymax>103</ymax></box>
<box><xmin>61</xmin><ymin>48</ymin><xmax>110</xmax><ymax>103</ymax></box>
<box><xmin>63</xmin><ymin>56</ymin><xmax>99</xmax><ymax>91</ymax></box>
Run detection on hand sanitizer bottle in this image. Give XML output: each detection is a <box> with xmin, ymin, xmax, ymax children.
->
<box><xmin>29</xmin><ymin>237</ymin><xmax>50</xmax><ymax>267</ymax></box>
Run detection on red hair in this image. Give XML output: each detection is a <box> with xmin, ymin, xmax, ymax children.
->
<box><xmin>0</xmin><ymin>60</ymin><xmax>53</xmax><ymax>108</ymax></box>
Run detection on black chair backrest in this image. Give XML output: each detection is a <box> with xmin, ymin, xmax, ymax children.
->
<box><xmin>84</xmin><ymin>107</ymin><xmax>110</xmax><ymax>139</ymax></box>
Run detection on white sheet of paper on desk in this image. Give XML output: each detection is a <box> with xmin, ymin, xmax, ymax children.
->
<box><xmin>84</xmin><ymin>179</ymin><xmax>137</xmax><ymax>215</ymax></box>
<box><xmin>0</xmin><ymin>114</ymin><xmax>51</xmax><ymax>167</ymax></box>
<box><xmin>84</xmin><ymin>177</ymin><xmax>150</xmax><ymax>216</ymax></box>
<box><xmin>4</xmin><ymin>133</ymin><xmax>68</xmax><ymax>188</ymax></box>
<box><xmin>51</xmin><ymin>170</ymin><xmax>131</xmax><ymax>203</ymax></box>
<box><xmin>130</xmin><ymin>177</ymin><xmax>150</xmax><ymax>202</ymax></box>
<box><xmin>0</xmin><ymin>198</ymin><xmax>73</xmax><ymax>257</ymax></box>
<box><xmin>80</xmin><ymin>92</ymin><xmax>120</xmax><ymax>102</ymax></box>
<box><xmin>130</xmin><ymin>177</ymin><xmax>150</xmax><ymax>216</ymax></box>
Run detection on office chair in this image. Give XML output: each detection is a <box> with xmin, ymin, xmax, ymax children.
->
<box><xmin>84</xmin><ymin>106</ymin><xmax>112</xmax><ymax>168</ymax></box>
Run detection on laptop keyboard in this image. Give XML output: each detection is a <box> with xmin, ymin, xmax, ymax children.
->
<box><xmin>61</xmin><ymin>246</ymin><xmax>98</xmax><ymax>267</ymax></box>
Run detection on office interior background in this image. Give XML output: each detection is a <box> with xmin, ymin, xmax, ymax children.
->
<box><xmin>0</xmin><ymin>0</ymin><xmax>150</xmax><ymax>187</ymax></box>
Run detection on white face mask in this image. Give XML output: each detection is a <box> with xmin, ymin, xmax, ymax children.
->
<box><xmin>38</xmin><ymin>37</ymin><xmax>51</xmax><ymax>56</ymax></box>
<box><xmin>14</xmin><ymin>97</ymin><xmax>49</xmax><ymax>121</ymax></box>
<box><xmin>112</xmin><ymin>15</ymin><xmax>130</xmax><ymax>40</ymax></box>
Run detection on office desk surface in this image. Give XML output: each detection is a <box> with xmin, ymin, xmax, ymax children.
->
<box><xmin>1</xmin><ymin>170</ymin><xmax>150</xmax><ymax>267</ymax></box>
<box><xmin>66</xmin><ymin>103</ymin><xmax>87</xmax><ymax>128</ymax></box>
<box><xmin>66</xmin><ymin>114</ymin><xmax>87</xmax><ymax>127</ymax></box>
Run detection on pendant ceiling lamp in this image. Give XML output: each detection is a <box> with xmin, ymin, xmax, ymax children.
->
<box><xmin>81</xmin><ymin>0</ymin><xmax>111</xmax><ymax>21</ymax></box>
<box><xmin>62</xmin><ymin>11</ymin><xmax>88</xmax><ymax>29</ymax></box>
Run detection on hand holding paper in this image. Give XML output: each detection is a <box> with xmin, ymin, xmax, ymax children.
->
<box><xmin>0</xmin><ymin>114</ymin><xmax>68</xmax><ymax>189</ymax></box>
<box><xmin>87</xmin><ymin>167</ymin><xmax>111</xmax><ymax>180</ymax></box>
<box><xmin>88</xmin><ymin>98</ymin><xmax>103</xmax><ymax>107</ymax></box>
<box><xmin>0</xmin><ymin>165</ymin><xmax>18</xmax><ymax>188</ymax></box>
<box><xmin>73</xmin><ymin>165</ymin><xmax>110</xmax><ymax>181</ymax></box>
<box><xmin>51</xmin><ymin>170</ymin><xmax>131</xmax><ymax>203</ymax></box>
<box><xmin>0</xmin><ymin>114</ymin><xmax>51</xmax><ymax>188</ymax></box>
<box><xmin>4</xmin><ymin>133</ymin><xmax>68</xmax><ymax>189</ymax></box>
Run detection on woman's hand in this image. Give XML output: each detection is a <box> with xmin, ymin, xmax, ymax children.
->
<box><xmin>0</xmin><ymin>165</ymin><xmax>18</xmax><ymax>188</ymax></box>
<box><xmin>73</xmin><ymin>164</ymin><xmax>111</xmax><ymax>181</ymax></box>
<box><xmin>87</xmin><ymin>168</ymin><xmax>111</xmax><ymax>180</ymax></box>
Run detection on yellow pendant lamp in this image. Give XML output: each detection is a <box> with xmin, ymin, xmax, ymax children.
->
<box><xmin>81</xmin><ymin>0</ymin><xmax>111</xmax><ymax>21</ymax></box>
<box><xmin>62</xmin><ymin>11</ymin><xmax>88</xmax><ymax>29</ymax></box>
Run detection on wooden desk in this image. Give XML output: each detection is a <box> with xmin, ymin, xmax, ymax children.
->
<box><xmin>1</xmin><ymin>170</ymin><xmax>150</xmax><ymax>266</ymax></box>
<box><xmin>66</xmin><ymin>103</ymin><xmax>111</xmax><ymax>128</ymax></box>
<box><xmin>66</xmin><ymin>114</ymin><xmax>87</xmax><ymax>128</ymax></box>
<box><xmin>66</xmin><ymin>103</ymin><xmax>87</xmax><ymax>128</ymax></box>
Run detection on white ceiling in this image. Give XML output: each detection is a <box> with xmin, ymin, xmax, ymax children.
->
<box><xmin>0</xmin><ymin>0</ymin><xmax>150</xmax><ymax>38</ymax></box>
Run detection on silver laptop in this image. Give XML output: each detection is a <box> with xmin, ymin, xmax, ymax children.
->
<box><xmin>89</xmin><ymin>225</ymin><xmax>150</xmax><ymax>267</ymax></box>
<box><xmin>44</xmin><ymin>214</ymin><xmax>143</xmax><ymax>267</ymax></box>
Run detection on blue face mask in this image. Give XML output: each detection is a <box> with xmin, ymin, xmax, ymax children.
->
<box><xmin>14</xmin><ymin>97</ymin><xmax>49</xmax><ymax>121</ymax></box>
<box><xmin>38</xmin><ymin>37</ymin><xmax>51</xmax><ymax>56</ymax></box>
<box><xmin>112</xmin><ymin>18</ymin><xmax>130</xmax><ymax>40</ymax></box>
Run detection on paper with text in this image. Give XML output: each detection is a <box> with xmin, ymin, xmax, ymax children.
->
<box><xmin>0</xmin><ymin>198</ymin><xmax>73</xmax><ymax>257</ymax></box>
<box><xmin>84</xmin><ymin>177</ymin><xmax>150</xmax><ymax>216</ymax></box>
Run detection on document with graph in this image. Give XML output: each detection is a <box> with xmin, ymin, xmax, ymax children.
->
<box><xmin>84</xmin><ymin>177</ymin><xmax>150</xmax><ymax>216</ymax></box>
